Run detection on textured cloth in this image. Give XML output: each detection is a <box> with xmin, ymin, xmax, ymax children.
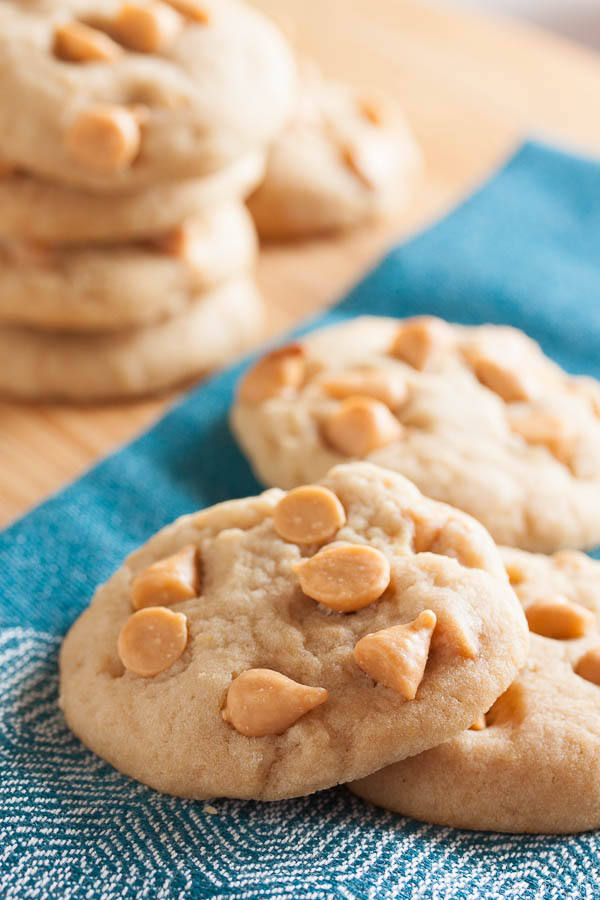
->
<box><xmin>2</xmin><ymin>141</ymin><xmax>600</xmax><ymax>899</ymax></box>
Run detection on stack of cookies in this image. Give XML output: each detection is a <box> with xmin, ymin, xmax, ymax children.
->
<box><xmin>58</xmin><ymin>315</ymin><xmax>600</xmax><ymax>836</ymax></box>
<box><xmin>0</xmin><ymin>0</ymin><xmax>296</xmax><ymax>401</ymax></box>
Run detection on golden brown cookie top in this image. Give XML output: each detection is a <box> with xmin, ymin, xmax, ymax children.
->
<box><xmin>59</xmin><ymin>462</ymin><xmax>527</xmax><ymax>801</ymax></box>
<box><xmin>0</xmin><ymin>0</ymin><xmax>295</xmax><ymax>190</ymax></box>
<box><xmin>231</xmin><ymin>316</ymin><xmax>600</xmax><ymax>552</ymax></box>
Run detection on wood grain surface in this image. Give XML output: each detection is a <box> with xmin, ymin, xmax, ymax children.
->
<box><xmin>2</xmin><ymin>0</ymin><xmax>600</xmax><ymax>526</ymax></box>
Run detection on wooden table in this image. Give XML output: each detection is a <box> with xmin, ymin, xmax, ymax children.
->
<box><xmin>2</xmin><ymin>0</ymin><xmax>600</xmax><ymax>527</ymax></box>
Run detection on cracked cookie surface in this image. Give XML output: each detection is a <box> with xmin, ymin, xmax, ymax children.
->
<box><xmin>59</xmin><ymin>462</ymin><xmax>527</xmax><ymax>801</ymax></box>
<box><xmin>350</xmin><ymin>547</ymin><xmax>600</xmax><ymax>833</ymax></box>
<box><xmin>231</xmin><ymin>316</ymin><xmax>600</xmax><ymax>552</ymax></box>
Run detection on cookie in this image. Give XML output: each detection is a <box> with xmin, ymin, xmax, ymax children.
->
<box><xmin>0</xmin><ymin>0</ymin><xmax>295</xmax><ymax>191</ymax></box>
<box><xmin>0</xmin><ymin>275</ymin><xmax>262</xmax><ymax>401</ymax></box>
<box><xmin>350</xmin><ymin>547</ymin><xmax>600</xmax><ymax>834</ymax></box>
<box><xmin>247</xmin><ymin>64</ymin><xmax>420</xmax><ymax>238</ymax></box>
<box><xmin>59</xmin><ymin>462</ymin><xmax>528</xmax><ymax>801</ymax></box>
<box><xmin>0</xmin><ymin>151</ymin><xmax>265</xmax><ymax>245</ymax></box>
<box><xmin>230</xmin><ymin>316</ymin><xmax>600</xmax><ymax>552</ymax></box>
<box><xmin>0</xmin><ymin>202</ymin><xmax>256</xmax><ymax>331</ymax></box>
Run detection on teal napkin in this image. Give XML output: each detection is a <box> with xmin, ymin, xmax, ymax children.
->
<box><xmin>2</xmin><ymin>142</ymin><xmax>600</xmax><ymax>899</ymax></box>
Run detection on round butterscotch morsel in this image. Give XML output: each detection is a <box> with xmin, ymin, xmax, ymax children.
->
<box><xmin>222</xmin><ymin>669</ymin><xmax>328</xmax><ymax>737</ymax></box>
<box><xmin>231</xmin><ymin>315</ymin><xmax>600</xmax><ymax>552</ymax></box>
<box><xmin>293</xmin><ymin>543</ymin><xmax>391</xmax><ymax>612</ymax></box>
<box><xmin>469</xmin><ymin>352</ymin><xmax>537</xmax><ymax>403</ymax></box>
<box><xmin>320</xmin><ymin>369</ymin><xmax>407</xmax><ymax>409</ymax></box>
<box><xmin>390</xmin><ymin>316</ymin><xmax>452</xmax><ymax>371</ymax></box>
<box><xmin>354</xmin><ymin>610</ymin><xmax>437</xmax><ymax>699</ymax></box>
<box><xmin>54</xmin><ymin>21</ymin><xmax>123</xmax><ymax>62</ymax></box>
<box><xmin>575</xmin><ymin>645</ymin><xmax>600</xmax><ymax>685</ymax></box>
<box><xmin>59</xmin><ymin>462</ymin><xmax>528</xmax><ymax>801</ymax></box>
<box><xmin>65</xmin><ymin>105</ymin><xmax>141</xmax><ymax>172</ymax></box>
<box><xmin>131</xmin><ymin>544</ymin><xmax>199</xmax><ymax>610</ymax></box>
<box><xmin>112</xmin><ymin>2</ymin><xmax>183</xmax><ymax>54</ymax></box>
<box><xmin>350</xmin><ymin>546</ymin><xmax>600</xmax><ymax>833</ymax></box>
<box><xmin>118</xmin><ymin>607</ymin><xmax>188</xmax><ymax>677</ymax></box>
<box><xmin>273</xmin><ymin>485</ymin><xmax>346</xmax><ymax>545</ymax></box>
<box><xmin>324</xmin><ymin>396</ymin><xmax>403</xmax><ymax>457</ymax></box>
<box><xmin>237</xmin><ymin>344</ymin><xmax>305</xmax><ymax>405</ymax></box>
<box><xmin>525</xmin><ymin>596</ymin><xmax>595</xmax><ymax>640</ymax></box>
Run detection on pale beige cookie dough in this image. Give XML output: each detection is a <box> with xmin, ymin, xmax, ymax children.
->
<box><xmin>0</xmin><ymin>151</ymin><xmax>265</xmax><ymax>244</ymax></box>
<box><xmin>247</xmin><ymin>65</ymin><xmax>420</xmax><ymax>238</ymax></box>
<box><xmin>350</xmin><ymin>547</ymin><xmax>600</xmax><ymax>834</ymax></box>
<box><xmin>59</xmin><ymin>462</ymin><xmax>528</xmax><ymax>801</ymax></box>
<box><xmin>0</xmin><ymin>202</ymin><xmax>256</xmax><ymax>331</ymax></box>
<box><xmin>230</xmin><ymin>316</ymin><xmax>600</xmax><ymax>552</ymax></box>
<box><xmin>0</xmin><ymin>275</ymin><xmax>262</xmax><ymax>401</ymax></box>
<box><xmin>0</xmin><ymin>0</ymin><xmax>295</xmax><ymax>191</ymax></box>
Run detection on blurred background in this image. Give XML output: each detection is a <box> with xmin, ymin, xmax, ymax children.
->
<box><xmin>449</xmin><ymin>0</ymin><xmax>600</xmax><ymax>50</ymax></box>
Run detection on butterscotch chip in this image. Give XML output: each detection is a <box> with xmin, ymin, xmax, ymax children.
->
<box><xmin>509</xmin><ymin>411</ymin><xmax>576</xmax><ymax>466</ymax></box>
<box><xmin>113</xmin><ymin>2</ymin><xmax>183</xmax><ymax>54</ymax></box>
<box><xmin>65</xmin><ymin>105</ymin><xmax>141</xmax><ymax>172</ymax></box>
<box><xmin>164</xmin><ymin>0</ymin><xmax>210</xmax><ymax>22</ymax></box>
<box><xmin>54</xmin><ymin>21</ymin><xmax>123</xmax><ymax>62</ymax></box>
<box><xmin>320</xmin><ymin>369</ymin><xmax>408</xmax><ymax>409</ymax></box>
<box><xmin>358</xmin><ymin>96</ymin><xmax>385</xmax><ymax>126</ymax></box>
<box><xmin>470</xmin><ymin>353</ymin><xmax>537</xmax><ymax>403</ymax></box>
<box><xmin>131</xmin><ymin>544</ymin><xmax>199</xmax><ymax>610</ymax></box>
<box><xmin>274</xmin><ymin>485</ymin><xmax>346</xmax><ymax>545</ymax></box>
<box><xmin>222</xmin><ymin>668</ymin><xmax>328</xmax><ymax>737</ymax></box>
<box><xmin>469</xmin><ymin>714</ymin><xmax>486</xmax><ymax>731</ymax></box>
<box><xmin>575</xmin><ymin>646</ymin><xmax>600</xmax><ymax>686</ymax></box>
<box><xmin>354</xmin><ymin>610</ymin><xmax>437</xmax><ymax>699</ymax></box>
<box><xmin>390</xmin><ymin>317</ymin><xmax>452</xmax><ymax>371</ymax></box>
<box><xmin>118</xmin><ymin>607</ymin><xmax>188</xmax><ymax>677</ymax></box>
<box><xmin>525</xmin><ymin>596</ymin><xmax>595</xmax><ymax>640</ymax></box>
<box><xmin>293</xmin><ymin>543</ymin><xmax>391</xmax><ymax>612</ymax></box>
<box><xmin>153</xmin><ymin>220</ymin><xmax>203</xmax><ymax>259</ymax></box>
<box><xmin>324</xmin><ymin>396</ymin><xmax>403</xmax><ymax>457</ymax></box>
<box><xmin>238</xmin><ymin>345</ymin><xmax>305</xmax><ymax>405</ymax></box>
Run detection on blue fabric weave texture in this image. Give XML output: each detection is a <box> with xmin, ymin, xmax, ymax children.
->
<box><xmin>2</xmin><ymin>142</ymin><xmax>600</xmax><ymax>899</ymax></box>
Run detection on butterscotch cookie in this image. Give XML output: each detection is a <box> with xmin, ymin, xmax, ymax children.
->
<box><xmin>59</xmin><ymin>462</ymin><xmax>527</xmax><ymax>800</ymax></box>
<box><xmin>247</xmin><ymin>65</ymin><xmax>419</xmax><ymax>238</ymax></box>
<box><xmin>0</xmin><ymin>202</ymin><xmax>256</xmax><ymax>331</ymax></box>
<box><xmin>0</xmin><ymin>275</ymin><xmax>262</xmax><ymax>400</ymax></box>
<box><xmin>230</xmin><ymin>316</ymin><xmax>600</xmax><ymax>552</ymax></box>
<box><xmin>0</xmin><ymin>0</ymin><xmax>295</xmax><ymax>191</ymax></box>
<box><xmin>350</xmin><ymin>547</ymin><xmax>600</xmax><ymax>834</ymax></box>
<box><xmin>0</xmin><ymin>151</ymin><xmax>265</xmax><ymax>244</ymax></box>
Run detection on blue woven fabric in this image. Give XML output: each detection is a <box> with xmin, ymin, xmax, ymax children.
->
<box><xmin>2</xmin><ymin>141</ymin><xmax>600</xmax><ymax>899</ymax></box>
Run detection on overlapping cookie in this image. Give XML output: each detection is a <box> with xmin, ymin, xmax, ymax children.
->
<box><xmin>0</xmin><ymin>0</ymin><xmax>295</xmax><ymax>190</ymax></box>
<box><xmin>0</xmin><ymin>276</ymin><xmax>261</xmax><ymax>401</ymax></box>
<box><xmin>0</xmin><ymin>152</ymin><xmax>265</xmax><ymax>245</ymax></box>
<box><xmin>231</xmin><ymin>316</ymin><xmax>600</xmax><ymax>552</ymax></box>
<box><xmin>59</xmin><ymin>463</ymin><xmax>528</xmax><ymax>800</ymax></box>
<box><xmin>351</xmin><ymin>547</ymin><xmax>600</xmax><ymax>833</ymax></box>
<box><xmin>248</xmin><ymin>64</ymin><xmax>419</xmax><ymax>238</ymax></box>
<box><xmin>0</xmin><ymin>202</ymin><xmax>256</xmax><ymax>331</ymax></box>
